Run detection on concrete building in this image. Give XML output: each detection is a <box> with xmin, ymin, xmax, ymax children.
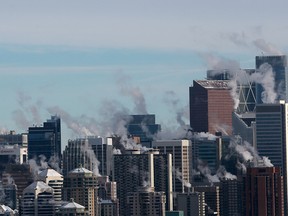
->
<box><xmin>255</xmin><ymin>55</ymin><xmax>287</xmax><ymax>103</ymax></box>
<box><xmin>189</xmin><ymin>80</ymin><xmax>234</xmax><ymax>135</ymax></box>
<box><xmin>63</xmin><ymin>167</ymin><xmax>98</xmax><ymax>216</ymax></box>
<box><xmin>242</xmin><ymin>167</ymin><xmax>284</xmax><ymax>216</ymax></box>
<box><xmin>127</xmin><ymin>187</ymin><xmax>166</xmax><ymax>216</ymax></box>
<box><xmin>152</xmin><ymin>140</ymin><xmax>191</xmax><ymax>194</ymax></box>
<box><xmin>0</xmin><ymin>204</ymin><xmax>17</xmax><ymax>216</ymax></box>
<box><xmin>38</xmin><ymin>168</ymin><xmax>63</xmax><ymax>210</ymax></box>
<box><xmin>113</xmin><ymin>149</ymin><xmax>173</xmax><ymax>215</ymax></box>
<box><xmin>177</xmin><ymin>192</ymin><xmax>205</xmax><ymax>216</ymax></box>
<box><xmin>28</xmin><ymin>116</ymin><xmax>61</xmax><ymax>162</ymax></box>
<box><xmin>21</xmin><ymin>181</ymin><xmax>54</xmax><ymax>216</ymax></box>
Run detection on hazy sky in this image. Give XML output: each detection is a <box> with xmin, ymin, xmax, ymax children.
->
<box><xmin>0</xmin><ymin>0</ymin><xmax>287</xmax><ymax>147</ymax></box>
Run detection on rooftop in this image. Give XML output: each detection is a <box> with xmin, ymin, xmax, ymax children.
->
<box><xmin>194</xmin><ymin>80</ymin><xmax>230</xmax><ymax>89</ymax></box>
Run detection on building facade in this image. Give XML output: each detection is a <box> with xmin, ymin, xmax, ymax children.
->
<box><xmin>28</xmin><ymin>116</ymin><xmax>61</xmax><ymax>162</ymax></box>
<box><xmin>242</xmin><ymin>167</ymin><xmax>284</xmax><ymax>216</ymax></box>
<box><xmin>189</xmin><ymin>80</ymin><xmax>234</xmax><ymax>135</ymax></box>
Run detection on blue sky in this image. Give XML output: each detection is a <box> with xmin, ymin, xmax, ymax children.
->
<box><xmin>0</xmin><ymin>0</ymin><xmax>287</xmax><ymax>147</ymax></box>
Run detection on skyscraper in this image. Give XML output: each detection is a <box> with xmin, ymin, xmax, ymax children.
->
<box><xmin>88</xmin><ymin>136</ymin><xmax>113</xmax><ymax>176</ymax></box>
<box><xmin>189</xmin><ymin>80</ymin><xmax>234</xmax><ymax>135</ymax></box>
<box><xmin>255</xmin><ymin>55</ymin><xmax>288</xmax><ymax>103</ymax></box>
<box><xmin>219</xmin><ymin>179</ymin><xmax>240</xmax><ymax>216</ymax></box>
<box><xmin>28</xmin><ymin>116</ymin><xmax>61</xmax><ymax>162</ymax></box>
<box><xmin>62</xmin><ymin>167</ymin><xmax>98</xmax><ymax>216</ymax></box>
<box><xmin>127</xmin><ymin>187</ymin><xmax>166</xmax><ymax>216</ymax></box>
<box><xmin>177</xmin><ymin>192</ymin><xmax>205</xmax><ymax>216</ymax></box>
<box><xmin>21</xmin><ymin>181</ymin><xmax>54</xmax><ymax>216</ymax></box>
<box><xmin>255</xmin><ymin>101</ymin><xmax>288</xmax><ymax>213</ymax></box>
<box><xmin>242</xmin><ymin>167</ymin><xmax>284</xmax><ymax>216</ymax></box>
<box><xmin>113</xmin><ymin>149</ymin><xmax>173</xmax><ymax>215</ymax></box>
<box><xmin>153</xmin><ymin>140</ymin><xmax>191</xmax><ymax>194</ymax></box>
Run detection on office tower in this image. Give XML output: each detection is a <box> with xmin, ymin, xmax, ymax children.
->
<box><xmin>38</xmin><ymin>168</ymin><xmax>63</xmax><ymax>210</ymax></box>
<box><xmin>0</xmin><ymin>130</ymin><xmax>28</xmax><ymax>147</ymax></box>
<box><xmin>192</xmin><ymin>135</ymin><xmax>229</xmax><ymax>175</ymax></box>
<box><xmin>256</xmin><ymin>55</ymin><xmax>288</xmax><ymax>103</ymax></box>
<box><xmin>255</xmin><ymin>101</ymin><xmax>288</xmax><ymax>212</ymax></box>
<box><xmin>113</xmin><ymin>149</ymin><xmax>173</xmax><ymax>215</ymax></box>
<box><xmin>98</xmin><ymin>176</ymin><xmax>119</xmax><ymax>216</ymax></box>
<box><xmin>242</xmin><ymin>167</ymin><xmax>284</xmax><ymax>216</ymax></box>
<box><xmin>220</xmin><ymin>179</ymin><xmax>240</xmax><ymax>216</ymax></box>
<box><xmin>125</xmin><ymin>114</ymin><xmax>161</xmax><ymax>148</ymax></box>
<box><xmin>153</xmin><ymin>140</ymin><xmax>191</xmax><ymax>193</ymax></box>
<box><xmin>55</xmin><ymin>198</ymin><xmax>89</xmax><ymax>216</ymax></box>
<box><xmin>193</xmin><ymin>186</ymin><xmax>220</xmax><ymax>216</ymax></box>
<box><xmin>126</xmin><ymin>187</ymin><xmax>166</xmax><ymax>216</ymax></box>
<box><xmin>62</xmin><ymin>138</ymin><xmax>100</xmax><ymax>177</ymax></box>
<box><xmin>189</xmin><ymin>80</ymin><xmax>234</xmax><ymax>135</ymax></box>
<box><xmin>232</xmin><ymin>112</ymin><xmax>256</xmax><ymax>145</ymax></box>
<box><xmin>21</xmin><ymin>181</ymin><xmax>54</xmax><ymax>216</ymax></box>
<box><xmin>177</xmin><ymin>192</ymin><xmax>205</xmax><ymax>216</ymax></box>
<box><xmin>207</xmin><ymin>69</ymin><xmax>257</xmax><ymax>113</ymax></box>
<box><xmin>63</xmin><ymin>167</ymin><xmax>98</xmax><ymax>216</ymax></box>
<box><xmin>88</xmin><ymin>136</ymin><xmax>113</xmax><ymax>176</ymax></box>
<box><xmin>28</xmin><ymin>116</ymin><xmax>61</xmax><ymax>162</ymax></box>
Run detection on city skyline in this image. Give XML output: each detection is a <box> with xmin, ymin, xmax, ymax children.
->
<box><xmin>0</xmin><ymin>1</ymin><xmax>288</xmax><ymax>147</ymax></box>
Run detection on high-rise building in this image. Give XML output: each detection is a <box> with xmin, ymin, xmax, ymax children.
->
<box><xmin>125</xmin><ymin>114</ymin><xmax>161</xmax><ymax>148</ymax></box>
<box><xmin>62</xmin><ymin>138</ymin><xmax>100</xmax><ymax>177</ymax></box>
<box><xmin>98</xmin><ymin>176</ymin><xmax>119</xmax><ymax>216</ymax></box>
<box><xmin>88</xmin><ymin>136</ymin><xmax>113</xmax><ymax>176</ymax></box>
<box><xmin>152</xmin><ymin>140</ymin><xmax>191</xmax><ymax>194</ymax></box>
<box><xmin>219</xmin><ymin>179</ymin><xmax>240</xmax><ymax>216</ymax></box>
<box><xmin>62</xmin><ymin>167</ymin><xmax>98</xmax><ymax>216</ymax></box>
<box><xmin>21</xmin><ymin>181</ymin><xmax>54</xmax><ymax>216</ymax></box>
<box><xmin>113</xmin><ymin>149</ymin><xmax>173</xmax><ymax>215</ymax></box>
<box><xmin>189</xmin><ymin>80</ymin><xmax>234</xmax><ymax>135</ymax></box>
<box><xmin>242</xmin><ymin>167</ymin><xmax>284</xmax><ymax>216</ymax></box>
<box><xmin>255</xmin><ymin>55</ymin><xmax>287</xmax><ymax>103</ymax></box>
<box><xmin>38</xmin><ymin>168</ymin><xmax>63</xmax><ymax>210</ymax></box>
<box><xmin>28</xmin><ymin>116</ymin><xmax>61</xmax><ymax>162</ymax></box>
<box><xmin>126</xmin><ymin>187</ymin><xmax>166</xmax><ymax>216</ymax></box>
<box><xmin>177</xmin><ymin>192</ymin><xmax>205</xmax><ymax>216</ymax></box>
<box><xmin>255</xmin><ymin>101</ymin><xmax>288</xmax><ymax>213</ymax></box>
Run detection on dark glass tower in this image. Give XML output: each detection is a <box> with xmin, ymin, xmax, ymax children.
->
<box><xmin>28</xmin><ymin>116</ymin><xmax>61</xmax><ymax>161</ymax></box>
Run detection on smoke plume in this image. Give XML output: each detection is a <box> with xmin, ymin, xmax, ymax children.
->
<box><xmin>253</xmin><ymin>39</ymin><xmax>283</xmax><ymax>55</ymax></box>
